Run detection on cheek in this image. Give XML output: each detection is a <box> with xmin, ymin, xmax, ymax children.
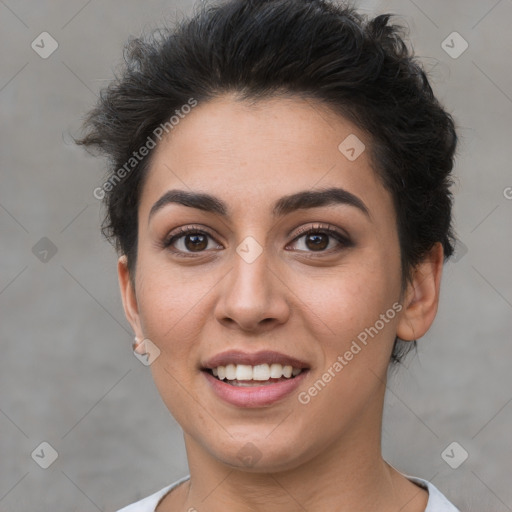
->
<box><xmin>293</xmin><ymin>271</ymin><xmax>401</xmax><ymax>423</ymax></box>
<box><xmin>293</xmin><ymin>255</ymin><xmax>401</xmax><ymax>346</ymax></box>
<box><xmin>134</xmin><ymin>256</ymin><xmax>218</xmax><ymax>359</ymax></box>
<box><xmin>134</xmin><ymin>259</ymin><xmax>216</xmax><ymax>423</ymax></box>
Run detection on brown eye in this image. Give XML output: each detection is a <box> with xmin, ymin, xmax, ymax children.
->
<box><xmin>163</xmin><ymin>226</ymin><xmax>222</xmax><ymax>255</ymax></box>
<box><xmin>288</xmin><ymin>225</ymin><xmax>353</xmax><ymax>254</ymax></box>
<box><xmin>183</xmin><ymin>233</ymin><xmax>208</xmax><ymax>252</ymax></box>
<box><xmin>304</xmin><ymin>232</ymin><xmax>329</xmax><ymax>251</ymax></box>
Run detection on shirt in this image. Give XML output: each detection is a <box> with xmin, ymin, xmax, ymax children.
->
<box><xmin>117</xmin><ymin>474</ymin><xmax>460</xmax><ymax>511</ymax></box>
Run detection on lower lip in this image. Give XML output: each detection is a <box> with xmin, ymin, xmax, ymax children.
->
<box><xmin>203</xmin><ymin>370</ymin><xmax>308</xmax><ymax>408</ymax></box>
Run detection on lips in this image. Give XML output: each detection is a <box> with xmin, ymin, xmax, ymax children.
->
<box><xmin>202</xmin><ymin>350</ymin><xmax>310</xmax><ymax>369</ymax></box>
<box><xmin>201</xmin><ymin>350</ymin><xmax>310</xmax><ymax>407</ymax></box>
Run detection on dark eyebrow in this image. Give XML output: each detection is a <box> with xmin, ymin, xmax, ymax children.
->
<box><xmin>149</xmin><ymin>190</ymin><xmax>228</xmax><ymax>222</ymax></box>
<box><xmin>273</xmin><ymin>187</ymin><xmax>370</xmax><ymax>218</ymax></box>
<box><xmin>148</xmin><ymin>187</ymin><xmax>370</xmax><ymax>223</ymax></box>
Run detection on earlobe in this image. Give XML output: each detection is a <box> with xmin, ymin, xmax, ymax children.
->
<box><xmin>396</xmin><ymin>243</ymin><xmax>444</xmax><ymax>342</ymax></box>
<box><xmin>133</xmin><ymin>336</ymin><xmax>146</xmax><ymax>355</ymax></box>
<box><xmin>117</xmin><ymin>255</ymin><xmax>144</xmax><ymax>339</ymax></box>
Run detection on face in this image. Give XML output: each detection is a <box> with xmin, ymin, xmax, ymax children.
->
<box><xmin>119</xmin><ymin>94</ymin><xmax>442</xmax><ymax>473</ymax></box>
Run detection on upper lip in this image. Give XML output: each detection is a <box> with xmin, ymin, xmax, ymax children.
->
<box><xmin>202</xmin><ymin>350</ymin><xmax>310</xmax><ymax>369</ymax></box>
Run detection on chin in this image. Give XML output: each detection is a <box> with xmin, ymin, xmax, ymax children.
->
<box><xmin>206</xmin><ymin>432</ymin><xmax>315</xmax><ymax>474</ymax></box>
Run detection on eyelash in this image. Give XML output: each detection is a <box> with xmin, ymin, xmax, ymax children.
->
<box><xmin>162</xmin><ymin>223</ymin><xmax>352</xmax><ymax>257</ymax></box>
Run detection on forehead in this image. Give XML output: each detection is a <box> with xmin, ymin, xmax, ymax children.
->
<box><xmin>139</xmin><ymin>94</ymin><xmax>394</xmax><ymax>223</ymax></box>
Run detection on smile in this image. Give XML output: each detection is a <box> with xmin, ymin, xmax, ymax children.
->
<box><xmin>209</xmin><ymin>363</ymin><xmax>303</xmax><ymax>385</ymax></box>
<box><xmin>201</xmin><ymin>350</ymin><xmax>310</xmax><ymax>407</ymax></box>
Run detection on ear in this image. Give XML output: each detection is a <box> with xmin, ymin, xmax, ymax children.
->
<box><xmin>117</xmin><ymin>254</ymin><xmax>144</xmax><ymax>347</ymax></box>
<box><xmin>396</xmin><ymin>242</ymin><xmax>444</xmax><ymax>341</ymax></box>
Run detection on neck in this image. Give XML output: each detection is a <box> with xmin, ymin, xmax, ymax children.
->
<box><xmin>182</xmin><ymin>438</ymin><xmax>396</xmax><ymax>512</ymax></box>
<box><xmin>169</xmin><ymin>392</ymin><xmax>426</xmax><ymax>512</ymax></box>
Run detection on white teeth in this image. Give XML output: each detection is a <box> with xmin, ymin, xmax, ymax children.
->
<box><xmin>270</xmin><ymin>363</ymin><xmax>283</xmax><ymax>378</ymax></box>
<box><xmin>282</xmin><ymin>365</ymin><xmax>293</xmax><ymax>378</ymax></box>
<box><xmin>252</xmin><ymin>364</ymin><xmax>270</xmax><ymax>380</ymax></box>
<box><xmin>225</xmin><ymin>364</ymin><xmax>237</xmax><ymax>380</ymax></box>
<box><xmin>209</xmin><ymin>363</ymin><xmax>303</xmax><ymax>381</ymax></box>
<box><xmin>236</xmin><ymin>364</ymin><xmax>253</xmax><ymax>380</ymax></box>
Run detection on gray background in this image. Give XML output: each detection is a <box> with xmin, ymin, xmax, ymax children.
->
<box><xmin>1</xmin><ymin>0</ymin><xmax>511</xmax><ymax>510</ymax></box>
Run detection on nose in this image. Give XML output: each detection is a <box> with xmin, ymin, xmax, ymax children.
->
<box><xmin>214</xmin><ymin>245</ymin><xmax>291</xmax><ymax>333</ymax></box>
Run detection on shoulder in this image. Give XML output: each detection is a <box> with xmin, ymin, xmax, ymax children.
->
<box><xmin>405</xmin><ymin>475</ymin><xmax>461</xmax><ymax>512</ymax></box>
<box><xmin>116</xmin><ymin>475</ymin><xmax>191</xmax><ymax>512</ymax></box>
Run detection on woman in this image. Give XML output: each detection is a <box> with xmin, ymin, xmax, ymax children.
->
<box><xmin>78</xmin><ymin>0</ymin><xmax>460</xmax><ymax>510</ymax></box>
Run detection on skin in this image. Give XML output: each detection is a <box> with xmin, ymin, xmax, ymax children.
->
<box><xmin>118</xmin><ymin>94</ymin><xmax>444</xmax><ymax>512</ymax></box>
